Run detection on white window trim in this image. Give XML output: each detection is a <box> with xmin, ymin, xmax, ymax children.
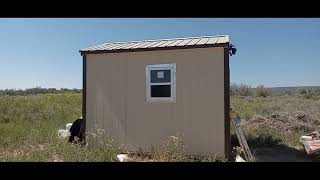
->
<box><xmin>146</xmin><ymin>63</ymin><xmax>176</xmax><ymax>103</ymax></box>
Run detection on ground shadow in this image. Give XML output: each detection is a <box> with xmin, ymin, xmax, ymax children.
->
<box><xmin>231</xmin><ymin>134</ymin><xmax>319</xmax><ymax>162</ymax></box>
<box><xmin>231</xmin><ymin>133</ymin><xmax>282</xmax><ymax>147</ymax></box>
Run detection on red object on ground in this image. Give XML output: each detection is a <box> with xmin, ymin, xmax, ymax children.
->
<box><xmin>300</xmin><ymin>131</ymin><xmax>320</xmax><ymax>158</ymax></box>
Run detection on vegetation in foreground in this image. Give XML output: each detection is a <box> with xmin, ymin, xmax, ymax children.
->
<box><xmin>230</xmin><ymin>83</ymin><xmax>320</xmax><ymax>161</ymax></box>
<box><xmin>0</xmin><ymin>92</ymin><xmax>119</xmax><ymax>161</ymax></box>
<box><xmin>0</xmin><ymin>85</ymin><xmax>320</xmax><ymax>161</ymax></box>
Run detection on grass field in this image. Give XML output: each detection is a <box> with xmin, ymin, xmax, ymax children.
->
<box><xmin>0</xmin><ymin>93</ymin><xmax>119</xmax><ymax>161</ymax></box>
<box><xmin>0</xmin><ymin>92</ymin><xmax>319</xmax><ymax>161</ymax></box>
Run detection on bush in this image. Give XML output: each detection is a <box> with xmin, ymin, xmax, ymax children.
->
<box><xmin>230</xmin><ymin>82</ymin><xmax>252</xmax><ymax>96</ymax></box>
<box><xmin>151</xmin><ymin>133</ymin><xmax>188</xmax><ymax>162</ymax></box>
<box><xmin>256</xmin><ymin>85</ymin><xmax>269</xmax><ymax>97</ymax></box>
<box><xmin>303</xmin><ymin>92</ymin><xmax>313</xmax><ymax>99</ymax></box>
<box><xmin>313</xmin><ymin>89</ymin><xmax>320</xmax><ymax>96</ymax></box>
<box><xmin>299</xmin><ymin>89</ymin><xmax>307</xmax><ymax>95</ymax></box>
<box><xmin>230</xmin><ymin>83</ymin><xmax>238</xmax><ymax>96</ymax></box>
<box><xmin>299</xmin><ymin>90</ymin><xmax>320</xmax><ymax>100</ymax></box>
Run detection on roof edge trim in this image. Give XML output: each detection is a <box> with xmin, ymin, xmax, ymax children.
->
<box><xmin>80</xmin><ymin>42</ymin><xmax>229</xmax><ymax>55</ymax></box>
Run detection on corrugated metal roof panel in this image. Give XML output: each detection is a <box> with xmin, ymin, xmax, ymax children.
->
<box><xmin>186</xmin><ymin>38</ymin><xmax>201</xmax><ymax>46</ymax></box>
<box><xmin>130</xmin><ymin>41</ymin><xmax>151</xmax><ymax>49</ymax></box>
<box><xmin>112</xmin><ymin>43</ymin><xmax>130</xmax><ymax>49</ymax></box>
<box><xmin>206</xmin><ymin>36</ymin><xmax>219</xmax><ymax>44</ymax></box>
<box><xmin>91</xmin><ymin>45</ymin><xmax>107</xmax><ymax>50</ymax></box>
<box><xmin>115</xmin><ymin>42</ymin><xmax>135</xmax><ymax>49</ymax></box>
<box><xmin>148</xmin><ymin>40</ymin><xmax>167</xmax><ymax>48</ymax></box>
<box><xmin>166</xmin><ymin>39</ymin><xmax>184</xmax><ymax>47</ymax></box>
<box><xmin>108</xmin><ymin>43</ymin><xmax>125</xmax><ymax>50</ymax></box>
<box><xmin>140</xmin><ymin>41</ymin><xmax>160</xmax><ymax>48</ymax></box>
<box><xmin>80</xmin><ymin>35</ymin><xmax>229</xmax><ymax>53</ymax></box>
<box><xmin>217</xmin><ymin>36</ymin><xmax>227</xmax><ymax>44</ymax></box>
<box><xmin>96</xmin><ymin>43</ymin><xmax>117</xmax><ymax>50</ymax></box>
<box><xmin>157</xmin><ymin>40</ymin><xmax>176</xmax><ymax>47</ymax></box>
<box><xmin>196</xmin><ymin>37</ymin><xmax>210</xmax><ymax>45</ymax></box>
<box><xmin>127</xmin><ymin>42</ymin><xmax>146</xmax><ymax>49</ymax></box>
<box><xmin>176</xmin><ymin>39</ymin><xmax>192</xmax><ymax>46</ymax></box>
<box><xmin>121</xmin><ymin>42</ymin><xmax>140</xmax><ymax>49</ymax></box>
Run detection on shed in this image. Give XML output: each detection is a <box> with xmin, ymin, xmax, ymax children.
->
<box><xmin>80</xmin><ymin>35</ymin><xmax>231</xmax><ymax>159</ymax></box>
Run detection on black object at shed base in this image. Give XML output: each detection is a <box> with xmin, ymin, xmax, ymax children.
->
<box><xmin>68</xmin><ymin>118</ymin><xmax>85</xmax><ymax>143</ymax></box>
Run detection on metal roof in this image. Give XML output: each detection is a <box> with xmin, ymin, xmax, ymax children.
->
<box><xmin>80</xmin><ymin>35</ymin><xmax>229</xmax><ymax>54</ymax></box>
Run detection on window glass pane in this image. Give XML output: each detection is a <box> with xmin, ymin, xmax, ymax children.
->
<box><xmin>150</xmin><ymin>70</ymin><xmax>171</xmax><ymax>83</ymax></box>
<box><xmin>151</xmin><ymin>85</ymin><xmax>171</xmax><ymax>97</ymax></box>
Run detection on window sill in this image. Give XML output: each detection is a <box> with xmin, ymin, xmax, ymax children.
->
<box><xmin>146</xmin><ymin>98</ymin><xmax>176</xmax><ymax>103</ymax></box>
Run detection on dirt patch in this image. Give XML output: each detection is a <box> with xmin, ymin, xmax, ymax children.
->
<box><xmin>253</xmin><ymin>145</ymin><xmax>313</xmax><ymax>162</ymax></box>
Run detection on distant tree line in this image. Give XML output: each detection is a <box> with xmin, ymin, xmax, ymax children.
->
<box><xmin>230</xmin><ymin>82</ymin><xmax>253</xmax><ymax>96</ymax></box>
<box><xmin>230</xmin><ymin>82</ymin><xmax>320</xmax><ymax>98</ymax></box>
<box><xmin>298</xmin><ymin>88</ymin><xmax>320</xmax><ymax>99</ymax></box>
<box><xmin>230</xmin><ymin>82</ymin><xmax>270</xmax><ymax>97</ymax></box>
<box><xmin>0</xmin><ymin>86</ymin><xmax>82</xmax><ymax>96</ymax></box>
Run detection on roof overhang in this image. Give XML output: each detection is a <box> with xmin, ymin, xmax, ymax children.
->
<box><xmin>80</xmin><ymin>35</ymin><xmax>230</xmax><ymax>56</ymax></box>
<box><xmin>80</xmin><ymin>42</ymin><xmax>229</xmax><ymax>56</ymax></box>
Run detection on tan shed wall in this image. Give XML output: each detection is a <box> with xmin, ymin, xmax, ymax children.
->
<box><xmin>86</xmin><ymin>47</ymin><xmax>226</xmax><ymax>157</ymax></box>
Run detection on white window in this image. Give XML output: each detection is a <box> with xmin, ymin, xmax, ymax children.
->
<box><xmin>146</xmin><ymin>63</ymin><xmax>176</xmax><ymax>103</ymax></box>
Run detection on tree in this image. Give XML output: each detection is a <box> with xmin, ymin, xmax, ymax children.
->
<box><xmin>230</xmin><ymin>82</ymin><xmax>252</xmax><ymax>96</ymax></box>
<box><xmin>256</xmin><ymin>85</ymin><xmax>269</xmax><ymax>97</ymax></box>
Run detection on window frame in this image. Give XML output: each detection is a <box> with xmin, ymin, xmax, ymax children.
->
<box><xmin>146</xmin><ymin>63</ymin><xmax>176</xmax><ymax>103</ymax></box>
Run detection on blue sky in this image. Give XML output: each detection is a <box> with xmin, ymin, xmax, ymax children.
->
<box><xmin>0</xmin><ymin>18</ymin><xmax>319</xmax><ymax>89</ymax></box>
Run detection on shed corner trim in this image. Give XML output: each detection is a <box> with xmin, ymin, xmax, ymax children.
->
<box><xmin>224</xmin><ymin>46</ymin><xmax>231</xmax><ymax>160</ymax></box>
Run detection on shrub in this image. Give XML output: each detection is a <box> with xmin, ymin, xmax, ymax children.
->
<box><xmin>238</xmin><ymin>83</ymin><xmax>252</xmax><ymax>96</ymax></box>
<box><xmin>313</xmin><ymin>89</ymin><xmax>320</xmax><ymax>96</ymax></box>
<box><xmin>256</xmin><ymin>85</ymin><xmax>269</xmax><ymax>97</ymax></box>
<box><xmin>303</xmin><ymin>93</ymin><xmax>313</xmax><ymax>99</ymax></box>
<box><xmin>299</xmin><ymin>89</ymin><xmax>307</xmax><ymax>95</ymax></box>
<box><xmin>230</xmin><ymin>82</ymin><xmax>252</xmax><ymax>96</ymax></box>
<box><xmin>230</xmin><ymin>82</ymin><xmax>238</xmax><ymax>96</ymax></box>
<box><xmin>151</xmin><ymin>133</ymin><xmax>188</xmax><ymax>162</ymax></box>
